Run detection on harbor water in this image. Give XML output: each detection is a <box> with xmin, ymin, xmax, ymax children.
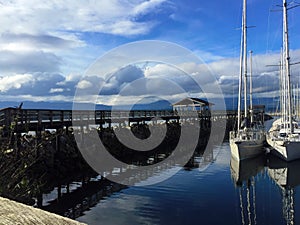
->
<box><xmin>73</xmin><ymin>142</ymin><xmax>300</xmax><ymax>225</ymax></box>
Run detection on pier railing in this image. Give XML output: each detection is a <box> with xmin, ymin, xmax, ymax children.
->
<box><xmin>0</xmin><ymin>107</ymin><xmax>234</xmax><ymax>134</ymax></box>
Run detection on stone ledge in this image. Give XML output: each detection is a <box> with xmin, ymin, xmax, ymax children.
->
<box><xmin>0</xmin><ymin>197</ymin><xmax>86</xmax><ymax>225</ymax></box>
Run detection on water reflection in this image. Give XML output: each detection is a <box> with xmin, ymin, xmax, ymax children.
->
<box><xmin>43</xmin><ymin>135</ymin><xmax>215</xmax><ymax>220</ymax></box>
<box><xmin>230</xmin><ymin>154</ymin><xmax>266</xmax><ymax>225</ymax></box>
<box><xmin>184</xmin><ymin>136</ymin><xmax>212</xmax><ymax>170</ymax></box>
<box><xmin>230</xmin><ymin>151</ymin><xmax>300</xmax><ymax>225</ymax></box>
<box><xmin>230</xmin><ymin>154</ymin><xmax>266</xmax><ymax>187</ymax></box>
<box><xmin>268</xmin><ymin>156</ymin><xmax>300</xmax><ymax>225</ymax></box>
<box><xmin>42</xmin><ymin>178</ymin><xmax>126</xmax><ymax>219</ymax></box>
<box><xmin>7</xmin><ymin>136</ymin><xmax>300</xmax><ymax>224</ymax></box>
<box><xmin>0</xmin><ymin>135</ymin><xmax>216</xmax><ymax>221</ymax></box>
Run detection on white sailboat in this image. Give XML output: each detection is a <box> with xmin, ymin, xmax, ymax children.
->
<box><xmin>229</xmin><ymin>0</ymin><xmax>265</xmax><ymax>160</ymax></box>
<box><xmin>266</xmin><ymin>0</ymin><xmax>300</xmax><ymax>161</ymax></box>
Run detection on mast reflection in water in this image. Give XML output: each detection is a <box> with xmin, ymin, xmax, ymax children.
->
<box><xmin>230</xmin><ymin>154</ymin><xmax>266</xmax><ymax>225</ymax></box>
<box><xmin>268</xmin><ymin>156</ymin><xmax>300</xmax><ymax>225</ymax></box>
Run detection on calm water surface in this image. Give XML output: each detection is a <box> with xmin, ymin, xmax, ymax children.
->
<box><xmin>75</xmin><ymin>142</ymin><xmax>300</xmax><ymax>225</ymax></box>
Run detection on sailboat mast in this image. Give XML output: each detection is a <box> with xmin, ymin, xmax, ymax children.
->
<box><xmin>237</xmin><ymin>0</ymin><xmax>247</xmax><ymax>131</ymax></box>
<box><xmin>249</xmin><ymin>50</ymin><xmax>253</xmax><ymax>123</ymax></box>
<box><xmin>283</xmin><ymin>0</ymin><xmax>293</xmax><ymax>133</ymax></box>
<box><xmin>280</xmin><ymin>51</ymin><xmax>286</xmax><ymax>123</ymax></box>
<box><xmin>243</xmin><ymin>0</ymin><xmax>248</xmax><ymax>119</ymax></box>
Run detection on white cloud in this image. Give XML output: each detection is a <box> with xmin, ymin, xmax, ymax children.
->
<box><xmin>49</xmin><ymin>88</ymin><xmax>64</xmax><ymax>93</ymax></box>
<box><xmin>0</xmin><ymin>33</ymin><xmax>84</xmax><ymax>52</ymax></box>
<box><xmin>0</xmin><ymin>74</ymin><xmax>33</xmax><ymax>92</ymax></box>
<box><xmin>0</xmin><ymin>72</ymin><xmax>75</xmax><ymax>98</ymax></box>
<box><xmin>0</xmin><ymin>0</ymin><xmax>167</xmax><ymax>37</ymax></box>
<box><xmin>65</xmin><ymin>73</ymin><xmax>83</xmax><ymax>82</ymax></box>
<box><xmin>144</xmin><ymin>63</ymin><xmax>179</xmax><ymax>77</ymax></box>
<box><xmin>132</xmin><ymin>0</ymin><xmax>166</xmax><ymax>15</ymax></box>
<box><xmin>77</xmin><ymin>80</ymin><xmax>93</xmax><ymax>89</ymax></box>
<box><xmin>0</xmin><ymin>0</ymin><xmax>171</xmax><ymax>92</ymax></box>
<box><xmin>109</xmin><ymin>20</ymin><xmax>156</xmax><ymax>36</ymax></box>
<box><xmin>0</xmin><ymin>46</ymin><xmax>298</xmax><ymax>105</ymax></box>
<box><xmin>0</xmin><ymin>94</ymin><xmax>75</xmax><ymax>103</ymax></box>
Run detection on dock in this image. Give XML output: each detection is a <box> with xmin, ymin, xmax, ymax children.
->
<box><xmin>0</xmin><ymin>197</ymin><xmax>85</xmax><ymax>225</ymax></box>
<box><xmin>0</xmin><ymin>107</ymin><xmax>235</xmax><ymax>135</ymax></box>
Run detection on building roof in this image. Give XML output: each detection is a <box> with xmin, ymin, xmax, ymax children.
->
<box><xmin>172</xmin><ymin>97</ymin><xmax>213</xmax><ymax>106</ymax></box>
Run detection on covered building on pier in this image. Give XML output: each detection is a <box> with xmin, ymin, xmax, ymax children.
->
<box><xmin>172</xmin><ymin>97</ymin><xmax>213</xmax><ymax>117</ymax></box>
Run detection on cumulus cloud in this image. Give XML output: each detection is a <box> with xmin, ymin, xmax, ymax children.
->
<box><xmin>100</xmin><ymin>65</ymin><xmax>145</xmax><ymax>95</ymax></box>
<box><xmin>208</xmin><ymin>49</ymin><xmax>300</xmax><ymax>98</ymax></box>
<box><xmin>0</xmin><ymin>72</ymin><xmax>82</xmax><ymax>104</ymax></box>
<box><xmin>74</xmin><ymin>63</ymin><xmax>194</xmax><ymax>104</ymax></box>
<box><xmin>144</xmin><ymin>63</ymin><xmax>201</xmax><ymax>93</ymax></box>
<box><xmin>0</xmin><ymin>74</ymin><xmax>33</xmax><ymax>92</ymax></box>
<box><xmin>0</xmin><ymin>46</ymin><xmax>299</xmax><ymax>105</ymax></box>
<box><xmin>77</xmin><ymin>80</ymin><xmax>93</xmax><ymax>89</ymax></box>
<box><xmin>0</xmin><ymin>72</ymin><xmax>73</xmax><ymax>97</ymax></box>
<box><xmin>0</xmin><ymin>0</ymin><xmax>174</xmax><ymax>104</ymax></box>
<box><xmin>0</xmin><ymin>0</ymin><xmax>168</xmax><ymax>37</ymax></box>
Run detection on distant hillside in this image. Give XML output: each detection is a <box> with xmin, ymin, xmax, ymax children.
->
<box><xmin>221</xmin><ymin>97</ymin><xmax>278</xmax><ymax>112</ymax></box>
<box><xmin>0</xmin><ymin>100</ymin><xmax>172</xmax><ymax>111</ymax></box>
<box><xmin>0</xmin><ymin>97</ymin><xmax>277</xmax><ymax>112</ymax></box>
<box><xmin>113</xmin><ymin>100</ymin><xmax>173</xmax><ymax>110</ymax></box>
<box><xmin>0</xmin><ymin>101</ymin><xmax>111</xmax><ymax>110</ymax></box>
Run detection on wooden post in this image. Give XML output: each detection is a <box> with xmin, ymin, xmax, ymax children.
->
<box><xmin>37</xmin><ymin>192</ymin><xmax>43</xmax><ymax>208</ymax></box>
<box><xmin>56</xmin><ymin>133</ymin><xmax>60</xmax><ymax>152</ymax></box>
<box><xmin>57</xmin><ymin>184</ymin><xmax>62</xmax><ymax>200</ymax></box>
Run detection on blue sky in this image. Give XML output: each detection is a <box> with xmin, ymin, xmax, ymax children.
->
<box><xmin>0</xmin><ymin>0</ymin><xmax>300</xmax><ymax>106</ymax></box>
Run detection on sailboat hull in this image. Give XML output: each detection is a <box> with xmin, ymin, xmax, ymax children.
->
<box><xmin>230</xmin><ymin>135</ymin><xmax>264</xmax><ymax>160</ymax></box>
<box><xmin>267</xmin><ymin>135</ymin><xmax>300</xmax><ymax>161</ymax></box>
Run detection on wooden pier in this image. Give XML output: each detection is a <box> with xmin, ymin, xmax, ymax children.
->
<box><xmin>0</xmin><ymin>107</ymin><xmax>235</xmax><ymax>135</ymax></box>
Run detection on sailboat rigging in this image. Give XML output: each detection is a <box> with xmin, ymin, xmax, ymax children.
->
<box><xmin>266</xmin><ymin>0</ymin><xmax>300</xmax><ymax>161</ymax></box>
<box><xmin>229</xmin><ymin>0</ymin><xmax>265</xmax><ymax>160</ymax></box>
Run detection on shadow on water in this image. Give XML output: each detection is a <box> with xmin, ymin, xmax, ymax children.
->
<box><xmin>41</xmin><ymin>177</ymin><xmax>127</xmax><ymax>219</ymax></box>
<box><xmin>0</xmin><ymin>121</ymin><xmax>221</xmax><ymax>220</ymax></box>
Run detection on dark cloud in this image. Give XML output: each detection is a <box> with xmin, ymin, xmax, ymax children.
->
<box><xmin>0</xmin><ymin>33</ymin><xmax>80</xmax><ymax>50</ymax></box>
<box><xmin>217</xmin><ymin>71</ymin><xmax>280</xmax><ymax>97</ymax></box>
<box><xmin>0</xmin><ymin>51</ymin><xmax>61</xmax><ymax>74</ymax></box>
<box><xmin>100</xmin><ymin>65</ymin><xmax>145</xmax><ymax>95</ymax></box>
<box><xmin>76</xmin><ymin>75</ymin><xmax>105</xmax><ymax>95</ymax></box>
<box><xmin>2</xmin><ymin>72</ymin><xmax>76</xmax><ymax>97</ymax></box>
